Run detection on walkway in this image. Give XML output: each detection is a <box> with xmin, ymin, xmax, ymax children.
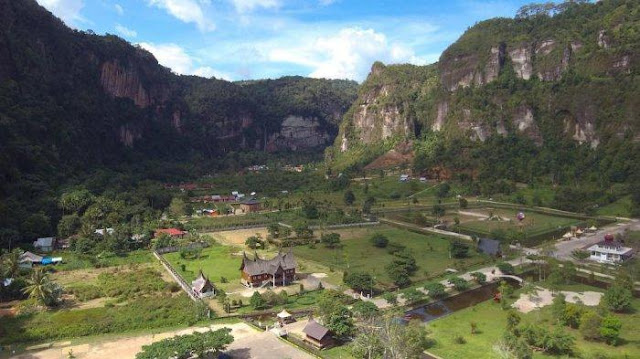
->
<box><xmin>379</xmin><ymin>217</ymin><xmax>473</xmax><ymax>241</ymax></box>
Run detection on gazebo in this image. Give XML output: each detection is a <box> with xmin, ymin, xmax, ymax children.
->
<box><xmin>589</xmin><ymin>226</ymin><xmax>598</xmax><ymax>232</ymax></box>
<box><xmin>562</xmin><ymin>232</ymin><xmax>573</xmax><ymax>240</ymax></box>
<box><xmin>277</xmin><ymin>309</ymin><xmax>295</xmax><ymax>324</ymax></box>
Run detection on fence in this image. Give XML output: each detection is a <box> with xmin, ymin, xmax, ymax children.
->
<box><xmin>153</xmin><ymin>250</ymin><xmax>199</xmax><ymax>302</ymax></box>
<box><xmin>155</xmin><ymin>241</ymin><xmax>211</xmax><ymax>254</ymax></box>
<box><xmin>309</xmin><ymin>221</ymin><xmax>380</xmax><ymax>230</ymax></box>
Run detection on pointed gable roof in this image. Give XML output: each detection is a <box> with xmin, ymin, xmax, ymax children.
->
<box><xmin>240</xmin><ymin>249</ymin><xmax>297</xmax><ymax>276</ymax></box>
<box><xmin>191</xmin><ymin>270</ymin><xmax>214</xmax><ymax>292</ymax></box>
<box><xmin>303</xmin><ymin>319</ymin><xmax>329</xmax><ymax>341</ymax></box>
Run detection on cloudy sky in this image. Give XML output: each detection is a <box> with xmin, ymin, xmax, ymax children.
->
<box><xmin>36</xmin><ymin>0</ymin><xmax>534</xmax><ymax>82</ymax></box>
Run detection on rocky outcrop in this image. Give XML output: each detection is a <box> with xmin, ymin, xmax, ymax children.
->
<box><xmin>266</xmin><ymin>116</ymin><xmax>331</xmax><ymax>151</ymax></box>
<box><xmin>100</xmin><ymin>61</ymin><xmax>152</xmax><ymax>108</ymax></box>
<box><xmin>512</xmin><ymin>106</ymin><xmax>542</xmax><ymax>144</ymax></box>
<box><xmin>440</xmin><ymin>44</ymin><xmax>505</xmax><ymax>91</ymax></box>
<box><xmin>509</xmin><ymin>46</ymin><xmax>532</xmax><ymax>80</ymax></box>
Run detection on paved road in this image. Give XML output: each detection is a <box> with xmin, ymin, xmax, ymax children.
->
<box><xmin>554</xmin><ymin>219</ymin><xmax>640</xmax><ymax>260</ymax></box>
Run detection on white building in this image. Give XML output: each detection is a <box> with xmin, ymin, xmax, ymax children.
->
<box><xmin>588</xmin><ymin>235</ymin><xmax>633</xmax><ymax>264</ymax></box>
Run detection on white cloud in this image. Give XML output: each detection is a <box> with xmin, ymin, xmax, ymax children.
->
<box><xmin>114</xmin><ymin>4</ymin><xmax>124</xmax><ymax>15</ymax></box>
<box><xmin>36</xmin><ymin>0</ymin><xmax>85</xmax><ymax>26</ymax></box>
<box><xmin>266</xmin><ymin>27</ymin><xmax>429</xmax><ymax>81</ymax></box>
<box><xmin>147</xmin><ymin>0</ymin><xmax>215</xmax><ymax>32</ymax></box>
<box><xmin>138</xmin><ymin>42</ymin><xmax>231</xmax><ymax>80</ymax></box>
<box><xmin>115</xmin><ymin>24</ymin><xmax>137</xmax><ymax>38</ymax></box>
<box><xmin>230</xmin><ymin>0</ymin><xmax>280</xmax><ymax>13</ymax></box>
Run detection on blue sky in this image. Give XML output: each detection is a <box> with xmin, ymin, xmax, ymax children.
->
<box><xmin>37</xmin><ymin>0</ymin><xmax>535</xmax><ymax>82</ymax></box>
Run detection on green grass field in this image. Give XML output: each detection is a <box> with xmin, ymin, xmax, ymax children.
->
<box><xmin>458</xmin><ymin>208</ymin><xmax>581</xmax><ymax>236</ymax></box>
<box><xmin>293</xmin><ymin>226</ymin><xmax>488</xmax><ymax>287</ymax></box>
<box><xmin>428</xmin><ymin>286</ymin><xmax>640</xmax><ymax>359</ymax></box>
<box><xmin>50</xmin><ymin>250</ymin><xmax>153</xmax><ymax>271</ymax></box>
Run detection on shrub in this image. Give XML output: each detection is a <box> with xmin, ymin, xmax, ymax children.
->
<box><xmin>579</xmin><ymin>311</ymin><xmax>603</xmax><ymax>341</ymax></box>
<box><xmin>599</xmin><ymin>315</ymin><xmax>622</xmax><ymax>345</ymax></box>
<box><xmin>603</xmin><ymin>285</ymin><xmax>633</xmax><ymax>312</ymax></box>
<box><xmin>448</xmin><ymin>277</ymin><xmax>469</xmax><ymax>291</ymax></box>
<box><xmin>454</xmin><ymin>335</ymin><xmax>466</xmax><ymax>344</ymax></box>
<box><xmin>344</xmin><ymin>272</ymin><xmax>374</xmax><ymax>292</ymax></box>
<box><xmin>470</xmin><ymin>272</ymin><xmax>487</xmax><ymax>284</ymax></box>
<box><xmin>496</xmin><ymin>262</ymin><xmax>515</xmax><ymax>275</ymax></box>
<box><xmin>424</xmin><ymin>282</ymin><xmax>446</xmax><ymax>299</ymax></box>
<box><xmin>383</xmin><ymin>292</ymin><xmax>398</xmax><ymax>305</ymax></box>
<box><xmin>250</xmin><ymin>291</ymin><xmax>266</xmax><ymax>309</ymax></box>
<box><xmin>403</xmin><ymin>289</ymin><xmax>424</xmax><ymax>304</ymax></box>
<box><xmin>369</xmin><ymin>233</ymin><xmax>389</xmax><ymax>248</ymax></box>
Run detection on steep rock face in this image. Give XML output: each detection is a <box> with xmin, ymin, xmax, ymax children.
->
<box><xmin>100</xmin><ymin>61</ymin><xmax>152</xmax><ymax>108</ymax></box>
<box><xmin>509</xmin><ymin>46</ymin><xmax>533</xmax><ymax>80</ymax></box>
<box><xmin>440</xmin><ymin>44</ymin><xmax>505</xmax><ymax>91</ymax></box>
<box><xmin>266</xmin><ymin>116</ymin><xmax>331</xmax><ymax>151</ymax></box>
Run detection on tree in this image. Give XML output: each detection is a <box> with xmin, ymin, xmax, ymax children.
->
<box><xmin>506</xmin><ymin>310</ymin><xmax>521</xmax><ymax>332</ymax></box>
<box><xmin>351</xmin><ymin>301</ymin><xmax>379</xmax><ymax>319</ymax></box>
<box><xmin>432</xmin><ymin>204</ymin><xmax>445</xmax><ymax>220</ymax></box>
<box><xmin>249</xmin><ymin>291</ymin><xmax>266</xmax><ymax>309</ymax></box>
<box><xmin>317</xmin><ymin>289</ymin><xmax>348</xmax><ymax>321</ymax></box>
<box><xmin>321</xmin><ymin>232</ymin><xmax>341</xmax><ymax>248</ymax></box>
<box><xmin>551</xmin><ymin>294</ymin><xmax>567</xmax><ymax>325</ymax></box>
<box><xmin>154</xmin><ymin>233</ymin><xmax>175</xmax><ymax>250</ymax></box>
<box><xmin>267</xmin><ymin>223</ymin><xmax>281</xmax><ymax>238</ymax></box>
<box><xmin>325</xmin><ymin>306</ymin><xmax>355</xmax><ymax>339</ymax></box>
<box><xmin>344</xmin><ymin>190</ymin><xmax>356</xmax><ymax>206</ymax></box>
<box><xmin>424</xmin><ymin>282</ymin><xmax>446</xmax><ymax>299</ymax></box>
<box><xmin>369</xmin><ymin>233</ymin><xmax>389</xmax><ymax>248</ymax></box>
<box><xmin>136</xmin><ymin>328</ymin><xmax>234</xmax><ymax>359</ymax></box>
<box><xmin>293</xmin><ymin>221</ymin><xmax>313</xmax><ymax>238</ymax></box>
<box><xmin>245</xmin><ymin>236</ymin><xmax>264</xmax><ymax>249</ymax></box>
<box><xmin>57</xmin><ymin>214</ymin><xmax>81</xmax><ymax>238</ymax></box>
<box><xmin>563</xmin><ymin>303</ymin><xmax>585</xmax><ymax>329</ymax></box>
<box><xmin>450</xmin><ymin>241</ymin><xmax>469</xmax><ymax>258</ymax></box>
<box><xmin>344</xmin><ymin>272</ymin><xmax>374</xmax><ymax>292</ymax></box>
<box><xmin>579</xmin><ymin>311</ymin><xmax>603</xmax><ymax>341</ymax></box>
<box><xmin>603</xmin><ymin>285</ymin><xmax>633</xmax><ymax>312</ymax></box>
<box><xmin>386</xmin><ymin>263</ymin><xmax>411</xmax><ymax>287</ymax></box>
<box><xmin>600</xmin><ymin>315</ymin><xmax>622</xmax><ymax>345</ymax></box>
<box><xmin>459</xmin><ymin>197</ymin><xmax>468</xmax><ymax>209</ymax></box>
<box><xmin>470</xmin><ymin>272</ymin><xmax>486</xmax><ymax>284</ymax></box>
<box><xmin>22</xmin><ymin>267</ymin><xmax>61</xmax><ymax>307</ymax></box>
<box><xmin>437</xmin><ymin>183</ymin><xmax>450</xmax><ymax>198</ymax></box>
<box><xmin>168</xmin><ymin>197</ymin><xmax>188</xmax><ymax>218</ymax></box>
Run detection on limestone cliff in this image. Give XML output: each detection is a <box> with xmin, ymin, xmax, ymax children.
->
<box><xmin>332</xmin><ymin>0</ymin><xmax>639</xmax><ymax>168</ymax></box>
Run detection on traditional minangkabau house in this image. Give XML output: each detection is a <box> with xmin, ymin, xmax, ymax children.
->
<box><xmin>240</xmin><ymin>250</ymin><xmax>296</xmax><ymax>288</ymax></box>
<box><xmin>191</xmin><ymin>270</ymin><xmax>215</xmax><ymax>298</ymax></box>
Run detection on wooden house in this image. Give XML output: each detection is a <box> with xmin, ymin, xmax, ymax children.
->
<box><xmin>240</xmin><ymin>250</ymin><xmax>296</xmax><ymax>288</ymax></box>
<box><xmin>191</xmin><ymin>270</ymin><xmax>215</xmax><ymax>298</ymax></box>
<box><xmin>303</xmin><ymin>319</ymin><xmax>332</xmax><ymax>349</ymax></box>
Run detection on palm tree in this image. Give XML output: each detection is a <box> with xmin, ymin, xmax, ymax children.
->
<box><xmin>22</xmin><ymin>267</ymin><xmax>57</xmax><ymax>306</ymax></box>
<box><xmin>4</xmin><ymin>248</ymin><xmax>23</xmax><ymax>277</ymax></box>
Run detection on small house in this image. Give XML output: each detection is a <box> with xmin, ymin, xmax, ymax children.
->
<box><xmin>399</xmin><ymin>174</ymin><xmax>409</xmax><ymax>182</ymax></box>
<box><xmin>478</xmin><ymin>238</ymin><xmax>502</xmax><ymax>257</ymax></box>
<box><xmin>191</xmin><ymin>270</ymin><xmax>215</xmax><ymax>298</ymax></box>
<box><xmin>33</xmin><ymin>237</ymin><xmax>56</xmax><ymax>252</ymax></box>
<box><xmin>588</xmin><ymin>234</ymin><xmax>633</xmax><ymax>264</ymax></box>
<box><xmin>154</xmin><ymin>228</ymin><xmax>187</xmax><ymax>239</ymax></box>
<box><xmin>240</xmin><ymin>198</ymin><xmax>261</xmax><ymax>213</ymax></box>
<box><xmin>303</xmin><ymin>319</ymin><xmax>332</xmax><ymax>349</ymax></box>
<box><xmin>95</xmin><ymin>228</ymin><xmax>115</xmax><ymax>236</ymax></box>
<box><xmin>19</xmin><ymin>251</ymin><xmax>43</xmax><ymax>268</ymax></box>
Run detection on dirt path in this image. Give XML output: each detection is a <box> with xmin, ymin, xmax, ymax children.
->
<box><xmin>9</xmin><ymin>322</ymin><xmax>311</xmax><ymax>359</ymax></box>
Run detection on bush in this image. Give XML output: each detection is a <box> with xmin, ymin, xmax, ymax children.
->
<box><xmin>603</xmin><ymin>285</ymin><xmax>633</xmax><ymax>312</ymax></box>
<box><xmin>424</xmin><ymin>282</ymin><xmax>446</xmax><ymax>299</ymax></box>
<box><xmin>369</xmin><ymin>233</ymin><xmax>389</xmax><ymax>248</ymax></box>
<box><xmin>496</xmin><ymin>262</ymin><xmax>515</xmax><ymax>275</ymax></box>
<box><xmin>599</xmin><ymin>315</ymin><xmax>622</xmax><ymax>345</ymax></box>
<box><xmin>382</xmin><ymin>292</ymin><xmax>398</xmax><ymax>305</ymax></box>
<box><xmin>450</xmin><ymin>241</ymin><xmax>469</xmax><ymax>258</ymax></box>
<box><xmin>403</xmin><ymin>289</ymin><xmax>424</xmax><ymax>305</ymax></box>
<box><xmin>579</xmin><ymin>311</ymin><xmax>603</xmax><ymax>341</ymax></box>
<box><xmin>454</xmin><ymin>335</ymin><xmax>466</xmax><ymax>344</ymax></box>
<box><xmin>470</xmin><ymin>272</ymin><xmax>486</xmax><ymax>284</ymax></box>
<box><xmin>448</xmin><ymin>277</ymin><xmax>469</xmax><ymax>291</ymax></box>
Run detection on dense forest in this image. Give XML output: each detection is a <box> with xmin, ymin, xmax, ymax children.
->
<box><xmin>0</xmin><ymin>0</ymin><xmax>357</xmax><ymax>246</ymax></box>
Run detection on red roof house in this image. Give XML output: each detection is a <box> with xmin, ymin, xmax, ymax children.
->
<box><xmin>154</xmin><ymin>228</ymin><xmax>187</xmax><ymax>238</ymax></box>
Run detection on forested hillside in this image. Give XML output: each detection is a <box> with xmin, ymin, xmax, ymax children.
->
<box><xmin>0</xmin><ymin>0</ymin><xmax>357</xmax><ymax>243</ymax></box>
<box><xmin>330</xmin><ymin>0</ymin><xmax>640</xmax><ymax>187</ymax></box>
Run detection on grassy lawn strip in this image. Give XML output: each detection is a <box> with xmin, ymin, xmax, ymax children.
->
<box><xmin>428</xmin><ymin>287</ymin><xmax>640</xmax><ymax>359</ymax></box>
<box><xmin>0</xmin><ymin>294</ymin><xmax>205</xmax><ymax>345</ymax></box>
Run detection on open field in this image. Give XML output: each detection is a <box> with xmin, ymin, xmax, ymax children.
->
<box><xmin>458</xmin><ymin>208</ymin><xmax>582</xmax><ymax>235</ymax></box>
<box><xmin>596</xmin><ymin>195</ymin><xmax>632</xmax><ymax>218</ymax></box>
<box><xmin>428</xmin><ymin>284</ymin><xmax>640</xmax><ymax>359</ymax></box>
<box><xmin>293</xmin><ymin>226</ymin><xmax>489</xmax><ymax>287</ymax></box>
<box><xmin>47</xmin><ymin>250</ymin><xmax>153</xmax><ymax>272</ymax></box>
<box><xmin>211</xmin><ymin>227</ymin><xmax>269</xmax><ymax>246</ymax></box>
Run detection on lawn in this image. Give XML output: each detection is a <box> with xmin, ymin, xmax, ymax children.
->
<box><xmin>49</xmin><ymin>250</ymin><xmax>153</xmax><ymax>271</ymax></box>
<box><xmin>293</xmin><ymin>226</ymin><xmax>488</xmax><ymax>287</ymax></box>
<box><xmin>458</xmin><ymin>208</ymin><xmax>581</xmax><ymax>234</ymax></box>
<box><xmin>428</xmin><ymin>285</ymin><xmax>640</xmax><ymax>359</ymax></box>
<box><xmin>164</xmin><ymin>244</ymin><xmax>245</xmax><ymax>292</ymax></box>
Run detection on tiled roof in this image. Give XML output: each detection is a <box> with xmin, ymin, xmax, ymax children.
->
<box><xmin>241</xmin><ymin>251</ymin><xmax>296</xmax><ymax>276</ymax></box>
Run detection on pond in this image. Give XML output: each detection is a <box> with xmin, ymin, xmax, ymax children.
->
<box><xmin>404</xmin><ymin>279</ymin><xmax>520</xmax><ymax>323</ymax></box>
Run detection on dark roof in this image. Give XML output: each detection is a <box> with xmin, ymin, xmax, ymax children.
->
<box><xmin>478</xmin><ymin>238</ymin><xmax>501</xmax><ymax>255</ymax></box>
<box><xmin>240</xmin><ymin>250</ymin><xmax>296</xmax><ymax>276</ymax></box>
<box><xmin>595</xmin><ymin>240</ymin><xmax>626</xmax><ymax>248</ymax></box>
<box><xmin>192</xmin><ymin>270</ymin><xmax>214</xmax><ymax>292</ymax></box>
<box><xmin>34</xmin><ymin>237</ymin><xmax>55</xmax><ymax>247</ymax></box>
<box><xmin>20</xmin><ymin>251</ymin><xmax>43</xmax><ymax>263</ymax></box>
<box><xmin>241</xmin><ymin>198</ymin><xmax>261</xmax><ymax>205</ymax></box>
<box><xmin>303</xmin><ymin>319</ymin><xmax>329</xmax><ymax>340</ymax></box>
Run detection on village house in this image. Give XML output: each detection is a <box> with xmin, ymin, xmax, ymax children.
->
<box><xmin>154</xmin><ymin>228</ymin><xmax>187</xmax><ymax>239</ymax></box>
<box><xmin>302</xmin><ymin>319</ymin><xmax>332</xmax><ymax>349</ymax></box>
<box><xmin>588</xmin><ymin>234</ymin><xmax>634</xmax><ymax>264</ymax></box>
<box><xmin>240</xmin><ymin>198</ymin><xmax>262</xmax><ymax>213</ymax></box>
<box><xmin>33</xmin><ymin>237</ymin><xmax>56</xmax><ymax>252</ymax></box>
<box><xmin>191</xmin><ymin>270</ymin><xmax>215</xmax><ymax>298</ymax></box>
<box><xmin>240</xmin><ymin>251</ymin><xmax>296</xmax><ymax>288</ymax></box>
